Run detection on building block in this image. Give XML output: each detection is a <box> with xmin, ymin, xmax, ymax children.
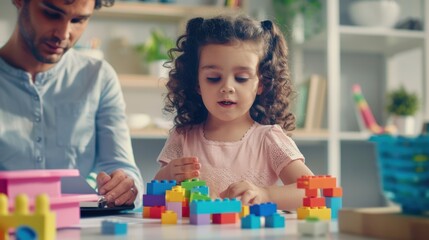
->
<box><xmin>265</xmin><ymin>213</ymin><xmax>285</xmax><ymax>228</ymax></box>
<box><xmin>303</xmin><ymin>197</ymin><xmax>326</xmax><ymax>207</ymax></box>
<box><xmin>182</xmin><ymin>206</ymin><xmax>190</xmax><ymax>218</ymax></box>
<box><xmin>142</xmin><ymin>207</ymin><xmax>151</xmax><ymax>218</ymax></box>
<box><xmin>190</xmin><ymin>186</ymin><xmax>209</xmax><ymax>196</ymax></box>
<box><xmin>323</xmin><ymin>187</ymin><xmax>343</xmax><ymax>197</ymax></box>
<box><xmin>297</xmin><ymin>217</ymin><xmax>329</xmax><ymax>236</ymax></box>
<box><xmin>143</xmin><ymin>194</ymin><xmax>165</xmax><ymax>207</ymax></box>
<box><xmin>161</xmin><ymin>211</ymin><xmax>178</xmax><ymax>224</ymax></box>
<box><xmin>326</xmin><ymin>197</ymin><xmax>342</xmax><ymax>219</ymax></box>
<box><xmin>240</xmin><ymin>205</ymin><xmax>250</xmax><ymax>218</ymax></box>
<box><xmin>189</xmin><ymin>192</ymin><xmax>211</xmax><ymax>202</ymax></box>
<box><xmin>180</xmin><ymin>178</ymin><xmax>206</xmax><ymax>191</ymax></box>
<box><xmin>190</xmin><ymin>198</ymin><xmax>241</xmax><ymax>214</ymax></box>
<box><xmin>305</xmin><ymin>188</ymin><xmax>319</xmax><ymax>197</ymax></box>
<box><xmin>15</xmin><ymin>226</ymin><xmax>37</xmax><ymax>240</ymax></box>
<box><xmin>166</xmin><ymin>202</ymin><xmax>182</xmax><ymax>218</ymax></box>
<box><xmin>297</xmin><ymin>175</ymin><xmax>337</xmax><ymax>190</ymax></box>
<box><xmin>182</xmin><ymin>199</ymin><xmax>189</xmax><ymax>207</ymax></box>
<box><xmin>0</xmin><ymin>194</ymin><xmax>56</xmax><ymax>240</ymax></box>
<box><xmin>101</xmin><ymin>219</ymin><xmax>127</xmax><ymax>235</ymax></box>
<box><xmin>146</xmin><ymin>180</ymin><xmax>176</xmax><ymax>195</ymax></box>
<box><xmin>189</xmin><ymin>213</ymin><xmax>211</xmax><ymax>225</ymax></box>
<box><xmin>297</xmin><ymin>207</ymin><xmax>331</xmax><ymax>220</ymax></box>
<box><xmin>166</xmin><ymin>186</ymin><xmax>185</xmax><ymax>202</ymax></box>
<box><xmin>249</xmin><ymin>202</ymin><xmax>277</xmax><ymax>217</ymax></box>
<box><xmin>241</xmin><ymin>214</ymin><xmax>261</xmax><ymax>229</ymax></box>
<box><xmin>149</xmin><ymin>206</ymin><xmax>165</xmax><ymax>219</ymax></box>
<box><xmin>212</xmin><ymin>213</ymin><xmax>237</xmax><ymax>224</ymax></box>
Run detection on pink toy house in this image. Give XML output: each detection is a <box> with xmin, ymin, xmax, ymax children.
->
<box><xmin>0</xmin><ymin>169</ymin><xmax>99</xmax><ymax>228</ymax></box>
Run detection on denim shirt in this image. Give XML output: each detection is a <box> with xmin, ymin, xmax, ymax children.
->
<box><xmin>0</xmin><ymin>49</ymin><xmax>143</xmax><ymax>208</ymax></box>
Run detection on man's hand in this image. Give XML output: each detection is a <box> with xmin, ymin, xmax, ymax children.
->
<box><xmin>165</xmin><ymin>157</ymin><xmax>201</xmax><ymax>182</ymax></box>
<box><xmin>219</xmin><ymin>180</ymin><xmax>269</xmax><ymax>205</ymax></box>
<box><xmin>96</xmin><ymin>169</ymin><xmax>137</xmax><ymax>207</ymax></box>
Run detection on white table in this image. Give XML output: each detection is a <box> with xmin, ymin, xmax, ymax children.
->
<box><xmin>50</xmin><ymin>212</ymin><xmax>374</xmax><ymax>240</ymax></box>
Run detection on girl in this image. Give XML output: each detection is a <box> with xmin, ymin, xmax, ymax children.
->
<box><xmin>154</xmin><ymin>14</ymin><xmax>313</xmax><ymax>210</ymax></box>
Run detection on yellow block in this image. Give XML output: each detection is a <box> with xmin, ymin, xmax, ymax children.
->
<box><xmin>161</xmin><ymin>210</ymin><xmax>177</xmax><ymax>224</ymax></box>
<box><xmin>0</xmin><ymin>194</ymin><xmax>56</xmax><ymax>240</ymax></box>
<box><xmin>166</xmin><ymin>186</ymin><xmax>185</xmax><ymax>202</ymax></box>
<box><xmin>240</xmin><ymin>205</ymin><xmax>250</xmax><ymax>218</ymax></box>
<box><xmin>297</xmin><ymin>206</ymin><xmax>331</xmax><ymax>220</ymax></box>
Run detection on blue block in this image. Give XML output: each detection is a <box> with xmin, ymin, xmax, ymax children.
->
<box><xmin>147</xmin><ymin>180</ymin><xmax>176</xmax><ymax>195</ymax></box>
<box><xmin>241</xmin><ymin>214</ymin><xmax>261</xmax><ymax>229</ymax></box>
<box><xmin>191</xmin><ymin>185</ymin><xmax>209</xmax><ymax>195</ymax></box>
<box><xmin>249</xmin><ymin>202</ymin><xmax>277</xmax><ymax>216</ymax></box>
<box><xmin>190</xmin><ymin>198</ymin><xmax>241</xmax><ymax>214</ymax></box>
<box><xmin>101</xmin><ymin>220</ymin><xmax>128</xmax><ymax>235</ymax></box>
<box><xmin>265</xmin><ymin>213</ymin><xmax>285</xmax><ymax>228</ymax></box>
<box><xmin>16</xmin><ymin>226</ymin><xmax>37</xmax><ymax>240</ymax></box>
<box><xmin>326</xmin><ymin>197</ymin><xmax>342</xmax><ymax>219</ymax></box>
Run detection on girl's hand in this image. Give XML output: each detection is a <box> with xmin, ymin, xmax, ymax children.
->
<box><xmin>165</xmin><ymin>157</ymin><xmax>201</xmax><ymax>182</ymax></box>
<box><xmin>219</xmin><ymin>180</ymin><xmax>270</xmax><ymax>205</ymax></box>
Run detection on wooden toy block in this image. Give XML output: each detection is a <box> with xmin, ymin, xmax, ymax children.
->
<box><xmin>239</xmin><ymin>205</ymin><xmax>250</xmax><ymax>218</ymax></box>
<box><xmin>101</xmin><ymin>219</ymin><xmax>127</xmax><ymax>235</ymax></box>
<box><xmin>303</xmin><ymin>197</ymin><xmax>326</xmax><ymax>207</ymax></box>
<box><xmin>265</xmin><ymin>213</ymin><xmax>285</xmax><ymax>228</ymax></box>
<box><xmin>161</xmin><ymin>211</ymin><xmax>178</xmax><ymax>224</ymax></box>
<box><xmin>143</xmin><ymin>194</ymin><xmax>165</xmax><ymax>206</ymax></box>
<box><xmin>323</xmin><ymin>187</ymin><xmax>343</xmax><ymax>197</ymax></box>
<box><xmin>166</xmin><ymin>186</ymin><xmax>185</xmax><ymax>202</ymax></box>
<box><xmin>142</xmin><ymin>207</ymin><xmax>151</xmax><ymax>218</ymax></box>
<box><xmin>249</xmin><ymin>202</ymin><xmax>277</xmax><ymax>217</ymax></box>
<box><xmin>241</xmin><ymin>214</ymin><xmax>261</xmax><ymax>229</ymax></box>
<box><xmin>189</xmin><ymin>192</ymin><xmax>210</xmax><ymax>202</ymax></box>
<box><xmin>212</xmin><ymin>213</ymin><xmax>237</xmax><ymax>224</ymax></box>
<box><xmin>297</xmin><ymin>206</ymin><xmax>331</xmax><ymax>220</ymax></box>
<box><xmin>190</xmin><ymin>186</ymin><xmax>209</xmax><ymax>196</ymax></box>
<box><xmin>297</xmin><ymin>175</ymin><xmax>337</xmax><ymax>190</ymax></box>
<box><xmin>166</xmin><ymin>202</ymin><xmax>182</xmax><ymax>218</ymax></box>
<box><xmin>305</xmin><ymin>188</ymin><xmax>319</xmax><ymax>197</ymax></box>
<box><xmin>190</xmin><ymin>198</ymin><xmax>241</xmax><ymax>214</ymax></box>
<box><xmin>149</xmin><ymin>206</ymin><xmax>165</xmax><ymax>219</ymax></box>
<box><xmin>297</xmin><ymin>217</ymin><xmax>329</xmax><ymax>236</ymax></box>
<box><xmin>339</xmin><ymin>207</ymin><xmax>429</xmax><ymax>240</ymax></box>
<box><xmin>189</xmin><ymin>213</ymin><xmax>211</xmax><ymax>225</ymax></box>
<box><xmin>0</xmin><ymin>194</ymin><xmax>56</xmax><ymax>240</ymax></box>
<box><xmin>326</xmin><ymin>197</ymin><xmax>342</xmax><ymax>219</ymax></box>
<box><xmin>147</xmin><ymin>180</ymin><xmax>176</xmax><ymax>195</ymax></box>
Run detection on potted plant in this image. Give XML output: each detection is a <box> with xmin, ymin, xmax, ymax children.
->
<box><xmin>386</xmin><ymin>85</ymin><xmax>419</xmax><ymax>135</ymax></box>
<box><xmin>135</xmin><ymin>29</ymin><xmax>175</xmax><ymax>77</ymax></box>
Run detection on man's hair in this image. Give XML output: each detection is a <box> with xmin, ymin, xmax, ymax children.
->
<box><xmin>95</xmin><ymin>0</ymin><xmax>115</xmax><ymax>10</ymax></box>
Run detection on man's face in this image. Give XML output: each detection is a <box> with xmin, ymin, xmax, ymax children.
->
<box><xmin>17</xmin><ymin>0</ymin><xmax>95</xmax><ymax>63</ymax></box>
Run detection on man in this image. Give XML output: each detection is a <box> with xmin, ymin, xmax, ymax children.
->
<box><xmin>0</xmin><ymin>0</ymin><xmax>143</xmax><ymax>208</ymax></box>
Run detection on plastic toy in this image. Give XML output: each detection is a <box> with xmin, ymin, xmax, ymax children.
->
<box><xmin>101</xmin><ymin>219</ymin><xmax>127</xmax><ymax>235</ymax></box>
<box><xmin>297</xmin><ymin>217</ymin><xmax>329</xmax><ymax>236</ymax></box>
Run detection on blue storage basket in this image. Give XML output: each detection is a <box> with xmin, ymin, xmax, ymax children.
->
<box><xmin>370</xmin><ymin>135</ymin><xmax>429</xmax><ymax>215</ymax></box>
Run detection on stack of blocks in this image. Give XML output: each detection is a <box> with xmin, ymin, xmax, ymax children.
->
<box><xmin>241</xmin><ymin>202</ymin><xmax>285</xmax><ymax>229</ymax></box>
<box><xmin>296</xmin><ymin>175</ymin><xmax>343</xmax><ymax>220</ymax></box>
<box><xmin>0</xmin><ymin>193</ymin><xmax>56</xmax><ymax>240</ymax></box>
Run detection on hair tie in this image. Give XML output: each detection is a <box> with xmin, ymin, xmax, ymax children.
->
<box><xmin>261</xmin><ymin>20</ymin><xmax>273</xmax><ymax>31</ymax></box>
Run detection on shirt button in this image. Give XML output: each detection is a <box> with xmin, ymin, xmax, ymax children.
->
<box><xmin>34</xmin><ymin>96</ymin><xmax>39</xmax><ymax>101</ymax></box>
<box><xmin>35</xmin><ymin>117</ymin><xmax>41</xmax><ymax>122</ymax></box>
<box><xmin>36</xmin><ymin>156</ymin><xmax>43</xmax><ymax>162</ymax></box>
<box><xmin>36</xmin><ymin>137</ymin><xmax>42</xmax><ymax>142</ymax></box>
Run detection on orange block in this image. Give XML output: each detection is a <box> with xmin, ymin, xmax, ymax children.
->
<box><xmin>303</xmin><ymin>197</ymin><xmax>326</xmax><ymax>207</ymax></box>
<box><xmin>323</xmin><ymin>187</ymin><xmax>343</xmax><ymax>197</ymax></box>
<box><xmin>297</xmin><ymin>175</ymin><xmax>337</xmax><ymax>189</ymax></box>
<box><xmin>142</xmin><ymin>206</ymin><xmax>151</xmax><ymax>218</ymax></box>
<box><xmin>305</xmin><ymin>188</ymin><xmax>319</xmax><ymax>197</ymax></box>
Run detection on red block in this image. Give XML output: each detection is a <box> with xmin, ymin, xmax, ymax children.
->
<box><xmin>182</xmin><ymin>206</ymin><xmax>190</xmax><ymax>217</ymax></box>
<box><xmin>303</xmin><ymin>197</ymin><xmax>326</xmax><ymax>207</ymax></box>
<box><xmin>212</xmin><ymin>213</ymin><xmax>237</xmax><ymax>224</ymax></box>
<box><xmin>149</xmin><ymin>206</ymin><xmax>166</xmax><ymax>219</ymax></box>
<box><xmin>305</xmin><ymin>188</ymin><xmax>319</xmax><ymax>197</ymax></box>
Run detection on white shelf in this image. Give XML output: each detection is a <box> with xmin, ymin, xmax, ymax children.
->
<box><xmin>339</xmin><ymin>131</ymin><xmax>372</xmax><ymax>141</ymax></box>
<box><xmin>94</xmin><ymin>2</ymin><xmax>239</xmax><ymax>21</ymax></box>
<box><xmin>301</xmin><ymin>26</ymin><xmax>425</xmax><ymax>54</ymax></box>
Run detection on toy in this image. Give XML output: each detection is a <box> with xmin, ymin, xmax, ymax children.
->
<box><xmin>0</xmin><ymin>194</ymin><xmax>56</xmax><ymax>240</ymax></box>
<box><xmin>265</xmin><ymin>213</ymin><xmax>285</xmax><ymax>228</ymax></box>
<box><xmin>15</xmin><ymin>226</ymin><xmax>37</xmax><ymax>240</ymax></box>
<box><xmin>241</xmin><ymin>214</ymin><xmax>261</xmax><ymax>229</ymax></box>
<box><xmin>161</xmin><ymin>211</ymin><xmax>178</xmax><ymax>224</ymax></box>
<box><xmin>0</xmin><ymin>169</ymin><xmax>98</xmax><ymax>228</ymax></box>
<box><xmin>297</xmin><ymin>217</ymin><xmax>329</xmax><ymax>236</ymax></box>
<box><xmin>101</xmin><ymin>219</ymin><xmax>127</xmax><ymax>235</ymax></box>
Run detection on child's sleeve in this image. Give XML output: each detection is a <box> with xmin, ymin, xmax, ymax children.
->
<box><xmin>266</xmin><ymin>125</ymin><xmax>305</xmax><ymax>176</ymax></box>
<box><xmin>157</xmin><ymin>129</ymin><xmax>184</xmax><ymax>165</ymax></box>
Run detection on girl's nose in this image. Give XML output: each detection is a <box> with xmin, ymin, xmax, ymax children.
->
<box><xmin>220</xmin><ymin>86</ymin><xmax>235</xmax><ymax>93</ymax></box>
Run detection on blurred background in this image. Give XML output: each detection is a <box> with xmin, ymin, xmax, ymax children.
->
<box><xmin>1</xmin><ymin>0</ymin><xmax>427</xmax><ymax>209</ymax></box>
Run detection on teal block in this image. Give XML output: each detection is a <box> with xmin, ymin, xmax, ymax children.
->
<box><xmin>326</xmin><ymin>197</ymin><xmax>342</xmax><ymax>219</ymax></box>
<box><xmin>265</xmin><ymin>213</ymin><xmax>285</xmax><ymax>228</ymax></box>
<box><xmin>190</xmin><ymin>198</ymin><xmax>241</xmax><ymax>214</ymax></box>
<box><xmin>241</xmin><ymin>214</ymin><xmax>261</xmax><ymax>229</ymax></box>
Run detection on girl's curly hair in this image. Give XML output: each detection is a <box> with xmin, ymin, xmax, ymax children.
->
<box><xmin>165</xmin><ymin>14</ymin><xmax>296</xmax><ymax>133</ymax></box>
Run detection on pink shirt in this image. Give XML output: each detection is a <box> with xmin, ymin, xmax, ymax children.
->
<box><xmin>157</xmin><ymin>122</ymin><xmax>304</xmax><ymax>198</ymax></box>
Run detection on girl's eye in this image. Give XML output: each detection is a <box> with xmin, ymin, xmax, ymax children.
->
<box><xmin>235</xmin><ymin>77</ymin><xmax>249</xmax><ymax>83</ymax></box>
<box><xmin>207</xmin><ymin>77</ymin><xmax>221</xmax><ymax>82</ymax></box>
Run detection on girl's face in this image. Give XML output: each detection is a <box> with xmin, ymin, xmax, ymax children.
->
<box><xmin>198</xmin><ymin>42</ymin><xmax>263</xmax><ymax>124</ymax></box>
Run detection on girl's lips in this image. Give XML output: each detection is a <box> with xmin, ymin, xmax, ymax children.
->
<box><xmin>218</xmin><ymin>100</ymin><xmax>236</xmax><ymax>107</ymax></box>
